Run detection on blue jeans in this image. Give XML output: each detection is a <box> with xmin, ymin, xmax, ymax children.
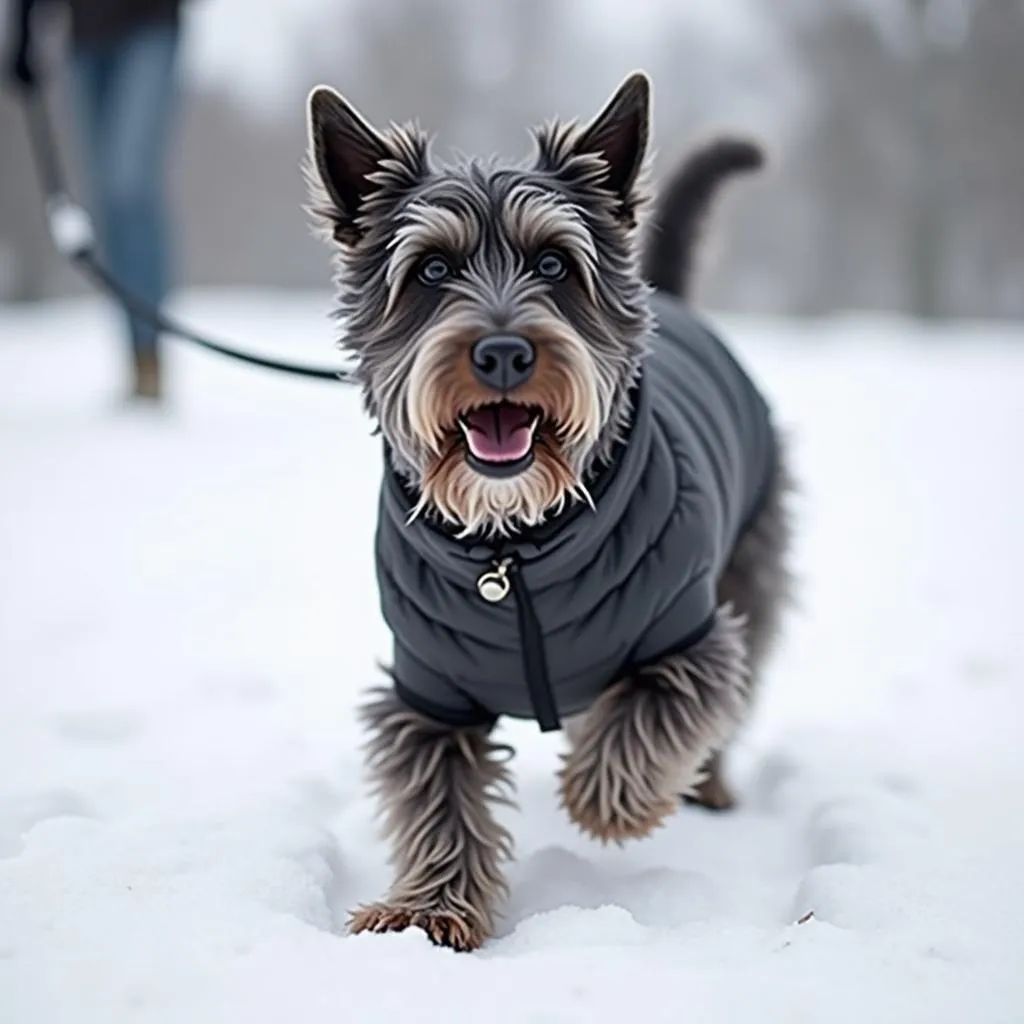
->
<box><xmin>71</xmin><ymin>20</ymin><xmax>181</xmax><ymax>357</ymax></box>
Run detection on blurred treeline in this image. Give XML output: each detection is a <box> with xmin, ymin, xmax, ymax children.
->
<box><xmin>1</xmin><ymin>0</ymin><xmax>1021</xmax><ymax>319</ymax></box>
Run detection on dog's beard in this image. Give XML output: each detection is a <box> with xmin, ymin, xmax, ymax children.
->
<box><xmin>390</xmin><ymin>307</ymin><xmax>614</xmax><ymax>538</ymax></box>
<box><xmin>417</xmin><ymin>439</ymin><xmax>586</xmax><ymax>538</ymax></box>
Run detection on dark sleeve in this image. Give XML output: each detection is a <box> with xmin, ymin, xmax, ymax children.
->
<box><xmin>391</xmin><ymin>640</ymin><xmax>496</xmax><ymax>729</ymax></box>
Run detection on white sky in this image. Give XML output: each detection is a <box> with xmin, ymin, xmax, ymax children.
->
<box><xmin>181</xmin><ymin>0</ymin><xmax>764</xmax><ymax>115</ymax></box>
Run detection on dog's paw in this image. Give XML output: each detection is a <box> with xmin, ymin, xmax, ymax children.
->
<box><xmin>415</xmin><ymin>909</ymin><xmax>486</xmax><ymax>951</ymax></box>
<box><xmin>680</xmin><ymin>751</ymin><xmax>737</xmax><ymax>811</ymax></box>
<box><xmin>348</xmin><ymin>902</ymin><xmax>487</xmax><ymax>952</ymax></box>
<box><xmin>348</xmin><ymin>901</ymin><xmax>414</xmax><ymax>938</ymax></box>
<box><xmin>558</xmin><ymin>754</ymin><xmax>678</xmax><ymax>845</ymax></box>
<box><xmin>683</xmin><ymin>773</ymin><xmax>737</xmax><ymax>811</ymax></box>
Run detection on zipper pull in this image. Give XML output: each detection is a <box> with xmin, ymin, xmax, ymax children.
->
<box><xmin>476</xmin><ymin>557</ymin><xmax>512</xmax><ymax>603</ymax></box>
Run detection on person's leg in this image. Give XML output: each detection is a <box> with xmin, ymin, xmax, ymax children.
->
<box><xmin>100</xmin><ymin>20</ymin><xmax>183</xmax><ymax>396</ymax></box>
<box><xmin>69</xmin><ymin>43</ymin><xmax>116</xmax><ymax>261</ymax></box>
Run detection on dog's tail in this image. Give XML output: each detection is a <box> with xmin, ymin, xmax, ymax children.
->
<box><xmin>640</xmin><ymin>137</ymin><xmax>765</xmax><ymax>300</ymax></box>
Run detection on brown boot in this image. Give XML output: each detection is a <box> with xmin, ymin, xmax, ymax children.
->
<box><xmin>132</xmin><ymin>350</ymin><xmax>163</xmax><ymax>402</ymax></box>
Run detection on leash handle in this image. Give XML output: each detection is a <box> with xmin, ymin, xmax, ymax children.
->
<box><xmin>19</xmin><ymin>89</ymin><xmax>355</xmax><ymax>385</ymax></box>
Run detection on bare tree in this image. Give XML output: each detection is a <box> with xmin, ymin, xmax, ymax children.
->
<box><xmin>774</xmin><ymin>0</ymin><xmax>1024</xmax><ymax>319</ymax></box>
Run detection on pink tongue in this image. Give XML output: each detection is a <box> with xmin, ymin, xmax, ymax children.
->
<box><xmin>465</xmin><ymin>405</ymin><xmax>534</xmax><ymax>462</ymax></box>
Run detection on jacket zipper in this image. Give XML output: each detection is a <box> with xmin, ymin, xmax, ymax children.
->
<box><xmin>477</xmin><ymin>552</ymin><xmax>561</xmax><ymax>733</ymax></box>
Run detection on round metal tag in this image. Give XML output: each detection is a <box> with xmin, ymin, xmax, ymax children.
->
<box><xmin>476</xmin><ymin>570</ymin><xmax>510</xmax><ymax>603</ymax></box>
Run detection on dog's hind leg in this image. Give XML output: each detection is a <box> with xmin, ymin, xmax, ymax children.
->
<box><xmin>686</xmin><ymin>440</ymin><xmax>795</xmax><ymax>812</ymax></box>
<box><xmin>559</xmin><ymin>605</ymin><xmax>751</xmax><ymax>843</ymax></box>
<box><xmin>348</xmin><ymin>686</ymin><xmax>515</xmax><ymax>951</ymax></box>
<box><xmin>683</xmin><ymin>750</ymin><xmax>737</xmax><ymax>810</ymax></box>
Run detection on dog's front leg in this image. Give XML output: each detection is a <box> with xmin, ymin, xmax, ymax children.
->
<box><xmin>560</xmin><ymin>605</ymin><xmax>750</xmax><ymax>843</ymax></box>
<box><xmin>348</xmin><ymin>686</ymin><xmax>514</xmax><ymax>952</ymax></box>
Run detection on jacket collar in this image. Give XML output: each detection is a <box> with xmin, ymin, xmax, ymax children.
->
<box><xmin>381</xmin><ymin>371</ymin><xmax>654</xmax><ymax>582</ymax></box>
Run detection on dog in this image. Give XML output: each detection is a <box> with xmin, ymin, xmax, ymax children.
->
<box><xmin>305</xmin><ymin>71</ymin><xmax>792</xmax><ymax>952</ymax></box>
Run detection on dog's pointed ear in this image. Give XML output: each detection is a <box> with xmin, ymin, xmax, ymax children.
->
<box><xmin>307</xmin><ymin>86</ymin><xmax>391</xmax><ymax>246</ymax></box>
<box><xmin>575</xmin><ymin>71</ymin><xmax>651</xmax><ymax>214</ymax></box>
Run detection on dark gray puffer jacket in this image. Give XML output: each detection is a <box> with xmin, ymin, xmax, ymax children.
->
<box><xmin>375</xmin><ymin>293</ymin><xmax>777</xmax><ymax>732</ymax></box>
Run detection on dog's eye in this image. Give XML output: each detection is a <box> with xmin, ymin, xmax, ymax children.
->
<box><xmin>417</xmin><ymin>255</ymin><xmax>453</xmax><ymax>287</ymax></box>
<box><xmin>534</xmin><ymin>250</ymin><xmax>569</xmax><ymax>282</ymax></box>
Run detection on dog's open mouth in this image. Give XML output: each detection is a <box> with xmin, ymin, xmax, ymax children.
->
<box><xmin>458</xmin><ymin>401</ymin><xmax>540</xmax><ymax>478</ymax></box>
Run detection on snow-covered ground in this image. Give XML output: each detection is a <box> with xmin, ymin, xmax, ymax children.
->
<box><xmin>1</xmin><ymin>292</ymin><xmax>1023</xmax><ymax>1023</ymax></box>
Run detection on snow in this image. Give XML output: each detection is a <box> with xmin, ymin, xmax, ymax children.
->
<box><xmin>1</xmin><ymin>291</ymin><xmax>1023</xmax><ymax>1023</ymax></box>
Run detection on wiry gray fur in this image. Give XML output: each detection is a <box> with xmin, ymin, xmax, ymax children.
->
<box><xmin>306</xmin><ymin>75</ymin><xmax>651</xmax><ymax>492</ymax></box>
<box><xmin>560</xmin><ymin>604</ymin><xmax>751</xmax><ymax>842</ymax></box>
<box><xmin>349</xmin><ymin>683</ymin><xmax>515</xmax><ymax>951</ymax></box>
<box><xmin>685</xmin><ymin>444</ymin><xmax>795</xmax><ymax>809</ymax></box>
<box><xmin>306</xmin><ymin>71</ymin><xmax>792</xmax><ymax>951</ymax></box>
<box><xmin>716</xmin><ymin>446</ymin><xmax>795</xmax><ymax>677</ymax></box>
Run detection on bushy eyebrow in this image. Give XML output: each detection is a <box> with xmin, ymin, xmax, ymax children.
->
<box><xmin>502</xmin><ymin>183</ymin><xmax>598</xmax><ymax>296</ymax></box>
<box><xmin>384</xmin><ymin>200</ymin><xmax>482</xmax><ymax>314</ymax></box>
<box><xmin>381</xmin><ymin>176</ymin><xmax>601</xmax><ymax>318</ymax></box>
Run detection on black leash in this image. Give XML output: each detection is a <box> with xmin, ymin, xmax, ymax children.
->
<box><xmin>20</xmin><ymin>89</ymin><xmax>354</xmax><ymax>384</ymax></box>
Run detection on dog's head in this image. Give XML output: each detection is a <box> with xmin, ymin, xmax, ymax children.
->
<box><xmin>306</xmin><ymin>73</ymin><xmax>654</xmax><ymax>537</ymax></box>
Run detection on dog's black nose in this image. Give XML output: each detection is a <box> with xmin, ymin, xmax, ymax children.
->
<box><xmin>470</xmin><ymin>335</ymin><xmax>536</xmax><ymax>391</ymax></box>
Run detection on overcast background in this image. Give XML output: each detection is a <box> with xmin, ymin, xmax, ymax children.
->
<box><xmin>2</xmin><ymin>0</ymin><xmax>1021</xmax><ymax>319</ymax></box>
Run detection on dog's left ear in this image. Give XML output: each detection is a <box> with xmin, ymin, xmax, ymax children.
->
<box><xmin>575</xmin><ymin>71</ymin><xmax>651</xmax><ymax>219</ymax></box>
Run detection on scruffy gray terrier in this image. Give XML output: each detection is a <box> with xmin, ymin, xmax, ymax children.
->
<box><xmin>306</xmin><ymin>71</ymin><xmax>792</xmax><ymax>951</ymax></box>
